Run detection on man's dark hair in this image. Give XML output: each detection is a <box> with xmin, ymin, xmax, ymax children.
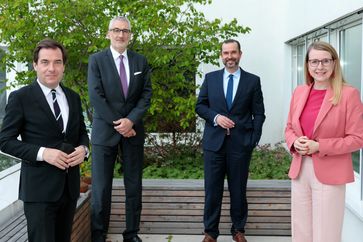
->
<box><xmin>221</xmin><ymin>39</ymin><xmax>241</xmax><ymax>52</ymax></box>
<box><xmin>33</xmin><ymin>39</ymin><xmax>67</xmax><ymax>64</ymax></box>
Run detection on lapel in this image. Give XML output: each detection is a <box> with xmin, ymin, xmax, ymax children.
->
<box><xmin>295</xmin><ymin>84</ymin><xmax>312</xmax><ymax>119</ymax></box>
<box><xmin>106</xmin><ymin>48</ymin><xmax>125</xmax><ymax>100</ymax></box>
<box><xmin>127</xmin><ymin>50</ymin><xmax>135</xmax><ymax>99</ymax></box>
<box><xmin>61</xmin><ymin>84</ymin><xmax>73</xmax><ymax>133</ymax></box>
<box><xmin>31</xmin><ymin>81</ymin><xmax>63</xmax><ymax>132</ymax></box>
<box><xmin>232</xmin><ymin>68</ymin><xmax>246</xmax><ymax>108</ymax></box>
<box><xmin>225</xmin><ymin>67</ymin><xmax>246</xmax><ymax>111</ymax></box>
<box><xmin>313</xmin><ymin>86</ymin><xmax>333</xmax><ymax>135</ymax></box>
<box><xmin>292</xmin><ymin>84</ymin><xmax>312</xmax><ymax>136</ymax></box>
<box><xmin>216</xmin><ymin>69</ymin><xmax>227</xmax><ymax>110</ymax></box>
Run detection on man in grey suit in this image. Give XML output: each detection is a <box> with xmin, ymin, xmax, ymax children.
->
<box><xmin>196</xmin><ymin>39</ymin><xmax>265</xmax><ymax>242</ymax></box>
<box><xmin>88</xmin><ymin>16</ymin><xmax>152</xmax><ymax>242</ymax></box>
<box><xmin>0</xmin><ymin>39</ymin><xmax>89</xmax><ymax>242</ymax></box>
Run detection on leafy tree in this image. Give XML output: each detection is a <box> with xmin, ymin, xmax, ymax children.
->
<box><xmin>0</xmin><ymin>0</ymin><xmax>250</xmax><ymax>139</ymax></box>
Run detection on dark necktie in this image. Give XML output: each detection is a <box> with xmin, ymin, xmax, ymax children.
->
<box><xmin>226</xmin><ymin>74</ymin><xmax>234</xmax><ymax>110</ymax></box>
<box><xmin>51</xmin><ymin>89</ymin><xmax>64</xmax><ymax>132</ymax></box>
<box><xmin>119</xmin><ymin>55</ymin><xmax>128</xmax><ymax>97</ymax></box>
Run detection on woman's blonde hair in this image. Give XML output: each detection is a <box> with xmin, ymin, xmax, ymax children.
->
<box><xmin>304</xmin><ymin>41</ymin><xmax>346</xmax><ymax>105</ymax></box>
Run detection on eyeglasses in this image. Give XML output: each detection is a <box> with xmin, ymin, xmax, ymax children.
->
<box><xmin>109</xmin><ymin>28</ymin><xmax>131</xmax><ymax>34</ymax></box>
<box><xmin>308</xmin><ymin>58</ymin><xmax>334</xmax><ymax>67</ymax></box>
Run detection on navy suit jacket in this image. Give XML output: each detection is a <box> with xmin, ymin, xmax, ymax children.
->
<box><xmin>0</xmin><ymin>81</ymin><xmax>89</xmax><ymax>202</ymax></box>
<box><xmin>196</xmin><ymin>68</ymin><xmax>265</xmax><ymax>152</ymax></box>
<box><xmin>88</xmin><ymin>48</ymin><xmax>152</xmax><ymax>146</ymax></box>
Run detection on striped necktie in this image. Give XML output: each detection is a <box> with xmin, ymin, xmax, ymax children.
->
<box><xmin>51</xmin><ymin>89</ymin><xmax>64</xmax><ymax>132</ymax></box>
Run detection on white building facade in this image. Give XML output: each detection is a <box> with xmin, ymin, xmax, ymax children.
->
<box><xmin>198</xmin><ymin>0</ymin><xmax>363</xmax><ymax>241</ymax></box>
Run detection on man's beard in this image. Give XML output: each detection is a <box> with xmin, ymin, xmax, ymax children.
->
<box><xmin>223</xmin><ymin>58</ymin><xmax>239</xmax><ymax>68</ymax></box>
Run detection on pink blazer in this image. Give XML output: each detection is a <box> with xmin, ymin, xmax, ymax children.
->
<box><xmin>285</xmin><ymin>84</ymin><xmax>363</xmax><ymax>185</ymax></box>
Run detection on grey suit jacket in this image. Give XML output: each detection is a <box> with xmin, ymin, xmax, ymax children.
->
<box><xmin>88</xmin><ymin>48</ymin><xmax>152</xmax><ymax>146</ymax></box>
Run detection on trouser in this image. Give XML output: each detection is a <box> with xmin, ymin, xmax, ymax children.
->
<box><xmin>91</xmin><ymin>142</ymin><xmax>143</xmax><ymax>242</ymax></box>
<box><xmin>203</xmin><ymin>136</ymin><xmax>252</xmax><ymax>239</ymax></box>
<box><xmin>24</xmin><ymin>180</ymin><xmax>77</xmax><ymax>242</ymax></box>
<box><xmin>291</xmin><ymin>156</ymin><xmax>345</xmax><ymax>242</ymax></box>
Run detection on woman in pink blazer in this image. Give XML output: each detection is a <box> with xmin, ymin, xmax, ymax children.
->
<box><xmin>285</xmin><ymin>41</ymin><xmax>363</xmax><ymax>242</ymax></box>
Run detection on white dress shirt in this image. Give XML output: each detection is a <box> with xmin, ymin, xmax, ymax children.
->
<box><xmin>110</xmin><ymin>46</ymin><xmax>130</xmax><ymax>86</ymax></box>
<box><xmin>36</xmin><ymin>79</ymin><xmax>69</xmax><ymax>160</ymax></box>
<box><xmin>213</xmin><ymin>68</ymin><xmax>241</xmax><ymax>125</ymax></box>
<box><xmin>223</xmin><ymin>68</ymin><xmax>241</xmax><ymax>101</ymax></box>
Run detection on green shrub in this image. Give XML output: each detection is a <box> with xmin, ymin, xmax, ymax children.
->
<box><xmin>143</xmin><ymin>148</ymin><xmax>204</xmax><ymax>179</ymax></box>
<box><xmin>249</xmin><ymin>143</ymin><xmax>290</xmax><ymax>179</ymax></box>
<box><xmin>111</xmin><ymin>143</ymin><xmax>291</xmax><ymax>179</ymax></box>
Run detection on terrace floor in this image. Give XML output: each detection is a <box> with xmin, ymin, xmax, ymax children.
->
<box><xmin>107</xmin><ymin>234</ymin><xmax>292</xmax><ymax>242</ymax></box>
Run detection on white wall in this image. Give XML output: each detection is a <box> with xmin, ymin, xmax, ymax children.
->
<box><xmin>285</xmin><ymin>0</ymin><xmax>363</xmax><ymax>40</ymax></box>
<box><xmin>197</xmin><ymin>0</ymin><xmax>363</xmax><ymax>145</ymax></box>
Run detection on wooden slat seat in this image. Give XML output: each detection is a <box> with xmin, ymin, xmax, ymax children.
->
<box><xmin>0</xmin><ymin>190</ymin><xmax>92</xmax><ymax>242</ymax></box>
<box><xmin>109</xmin><ymin>179</ymin><xmax>291</xmax><ymax>236</ymax></box>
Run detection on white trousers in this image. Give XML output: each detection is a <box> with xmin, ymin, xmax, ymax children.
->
<box><xmin>291</xmin><ymin>156</ymin><xmax>346</xmax><ymax>242</ymax></box>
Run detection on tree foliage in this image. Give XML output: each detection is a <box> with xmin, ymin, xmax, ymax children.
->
<box><xmin>0</xmin><ymin>0</ymin><xmax>250</xmax><ymax>134</ymax></box>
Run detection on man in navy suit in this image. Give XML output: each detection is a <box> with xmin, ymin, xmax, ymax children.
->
<box><xmin>88</xmin><ymin>16</ymin><xmax>152</xmax><ymax>242</ymax></box>
<box><xmin>196</xmin><ymin>39</ymin><xmax>265</xmax><ymax>242</ymax></box>
<box><xmin>0</xmin><ymin>39</ymin><xmax>89</xmax><ymax>242</ymax></box>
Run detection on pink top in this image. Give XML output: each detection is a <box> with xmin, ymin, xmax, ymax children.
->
<box><xmin>299</xmin><ymin>88</ymin><xmax>327</xmax><ymax>139</ymax></box>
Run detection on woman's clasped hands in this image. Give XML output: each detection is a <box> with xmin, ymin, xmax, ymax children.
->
<box><xmin>293</xmin><ymin>136</ymin><xmax>319</xmax><ymax>155</ymax></box>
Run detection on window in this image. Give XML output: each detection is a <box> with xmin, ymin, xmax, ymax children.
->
<box><xmin>339</xmin><ymin>23</ymin><xmax>362</xmax><ymax>174</ymax></box>
<box><xmin>340</xmin><ymin>24</ymin><xmax>362</xmax><ymax>91</ymax></box>
<box><xmin>296</xmin><ymin>44</ymin><xmax>305</xmax><ymax>85</ymax></box>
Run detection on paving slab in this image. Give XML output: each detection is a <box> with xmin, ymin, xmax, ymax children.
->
<box><xmin>107</xmin><ymin>234</ymin><xmax>292</xmax><ymax>242</ymax></box>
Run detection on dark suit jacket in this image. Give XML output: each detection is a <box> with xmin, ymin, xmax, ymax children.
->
<box><xmin>0</xmin><ymin>81</ymin><xmax>89</xmax><ymax>202</ymax></box>
<box><xmin>88</xmin><ymin>48</ymin><xmax>152</xmax><ymax>146</ymax></box>
<box><xmin>196</xmin><ymin>68</ymin><xmax>265</xmax><ymax>152</ymax></box>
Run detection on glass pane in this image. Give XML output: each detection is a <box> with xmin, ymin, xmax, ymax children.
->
<box><xmin>297</xmin><ymin>44</ymin><xmax>305</xmax><ymax>85</ymax></box>
<box><xmin>318</xmin><ymin>35</ymin><xmax>328</xmax><ymax>42</ymax></box>
<box><xmin>340</xmin><ymin>24</ymin><xmax>362</xmax><ymax>174</ymax></box>
<box><xmin>340</xmin><ymin>24</ymin><xmax>362</xmax><ymax>90</ymax></box>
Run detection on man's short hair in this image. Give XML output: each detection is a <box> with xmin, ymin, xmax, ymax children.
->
<box><xmin>108</xmin><ymin>16</ymin><xmax>131</xmax><ymax>30</ymax></box>
<box><xmin>221</xmin><ymin>39</ymin><xmax>241</xmax><ymax>52</ymax></box>
<box><xmin>33</xmin><ymin>39</ymin><xmax>67</xmax><ymax>64</ymax></box>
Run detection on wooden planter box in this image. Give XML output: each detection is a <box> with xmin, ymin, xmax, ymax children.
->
<box><xmin>1</xmin><ymin>179</ymin><xmax>291</xmax><ymax>241</ymax></box>
<box><xmin>109</xmin><ymin>179</ymin><xmax>291</xmax><ymax>236</ymax></box>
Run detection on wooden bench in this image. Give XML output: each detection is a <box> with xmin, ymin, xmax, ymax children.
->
<box><xmin>109</xmin><ymin>179</ymin><xmax>291</xmax><ymax>236</ymax></box>
<box><xmin>0</xmin><ymin>190</ymin><xmax>91</xmax><ymax>242</ymax></box>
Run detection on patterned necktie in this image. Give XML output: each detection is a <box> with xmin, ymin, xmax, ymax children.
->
<box><xmin>119</xmin><ymin>55</ymin><xmax>128</xmax><ymax>97</ymax></box>
<box><xmin>51</xmin><ymin>89</ymin><xmax>64</xmax><ymax>132</ymax></box>
<box><xmin>226</xmin><ymin>74</ymin><xmax>234</xmax><ymax>110</ymax></box>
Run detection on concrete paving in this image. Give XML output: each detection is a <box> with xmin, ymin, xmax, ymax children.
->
<box><xmin>107</xmin><ymin>234</ymin><xmax>292</xmax><ymax>242</ymax></box>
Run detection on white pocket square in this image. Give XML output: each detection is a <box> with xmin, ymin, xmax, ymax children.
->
<box><xmin>134</xmin><ymin>71</ymin><xmax>142</xmax><ymax>76</ymax></box>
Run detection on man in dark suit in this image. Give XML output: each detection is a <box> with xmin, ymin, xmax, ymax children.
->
<box><xmin>88</xmin><ymin>16</ymin><xmax>152</xmax><ymax>242</ymax></box>
<box><xmin>0</xmin><ymin>39</ymin><xmax>89</xmax><ymax>242</ymax></box>
<box><xmin>196</xmin><ymin>39</ymin><xmax>265</xmax><ymax>242</ymax></box>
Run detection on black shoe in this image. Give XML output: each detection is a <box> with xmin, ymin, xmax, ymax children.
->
<box><xmin>123</xmin><ymin>235</ymin><xmax>142</xmax><ymax>242</ymax></box>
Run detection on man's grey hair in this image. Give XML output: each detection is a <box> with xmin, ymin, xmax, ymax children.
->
<box><xmin>108</xmin><ymin>16</ymin><xmax>131</xmax><ymax>30</ymax></box>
